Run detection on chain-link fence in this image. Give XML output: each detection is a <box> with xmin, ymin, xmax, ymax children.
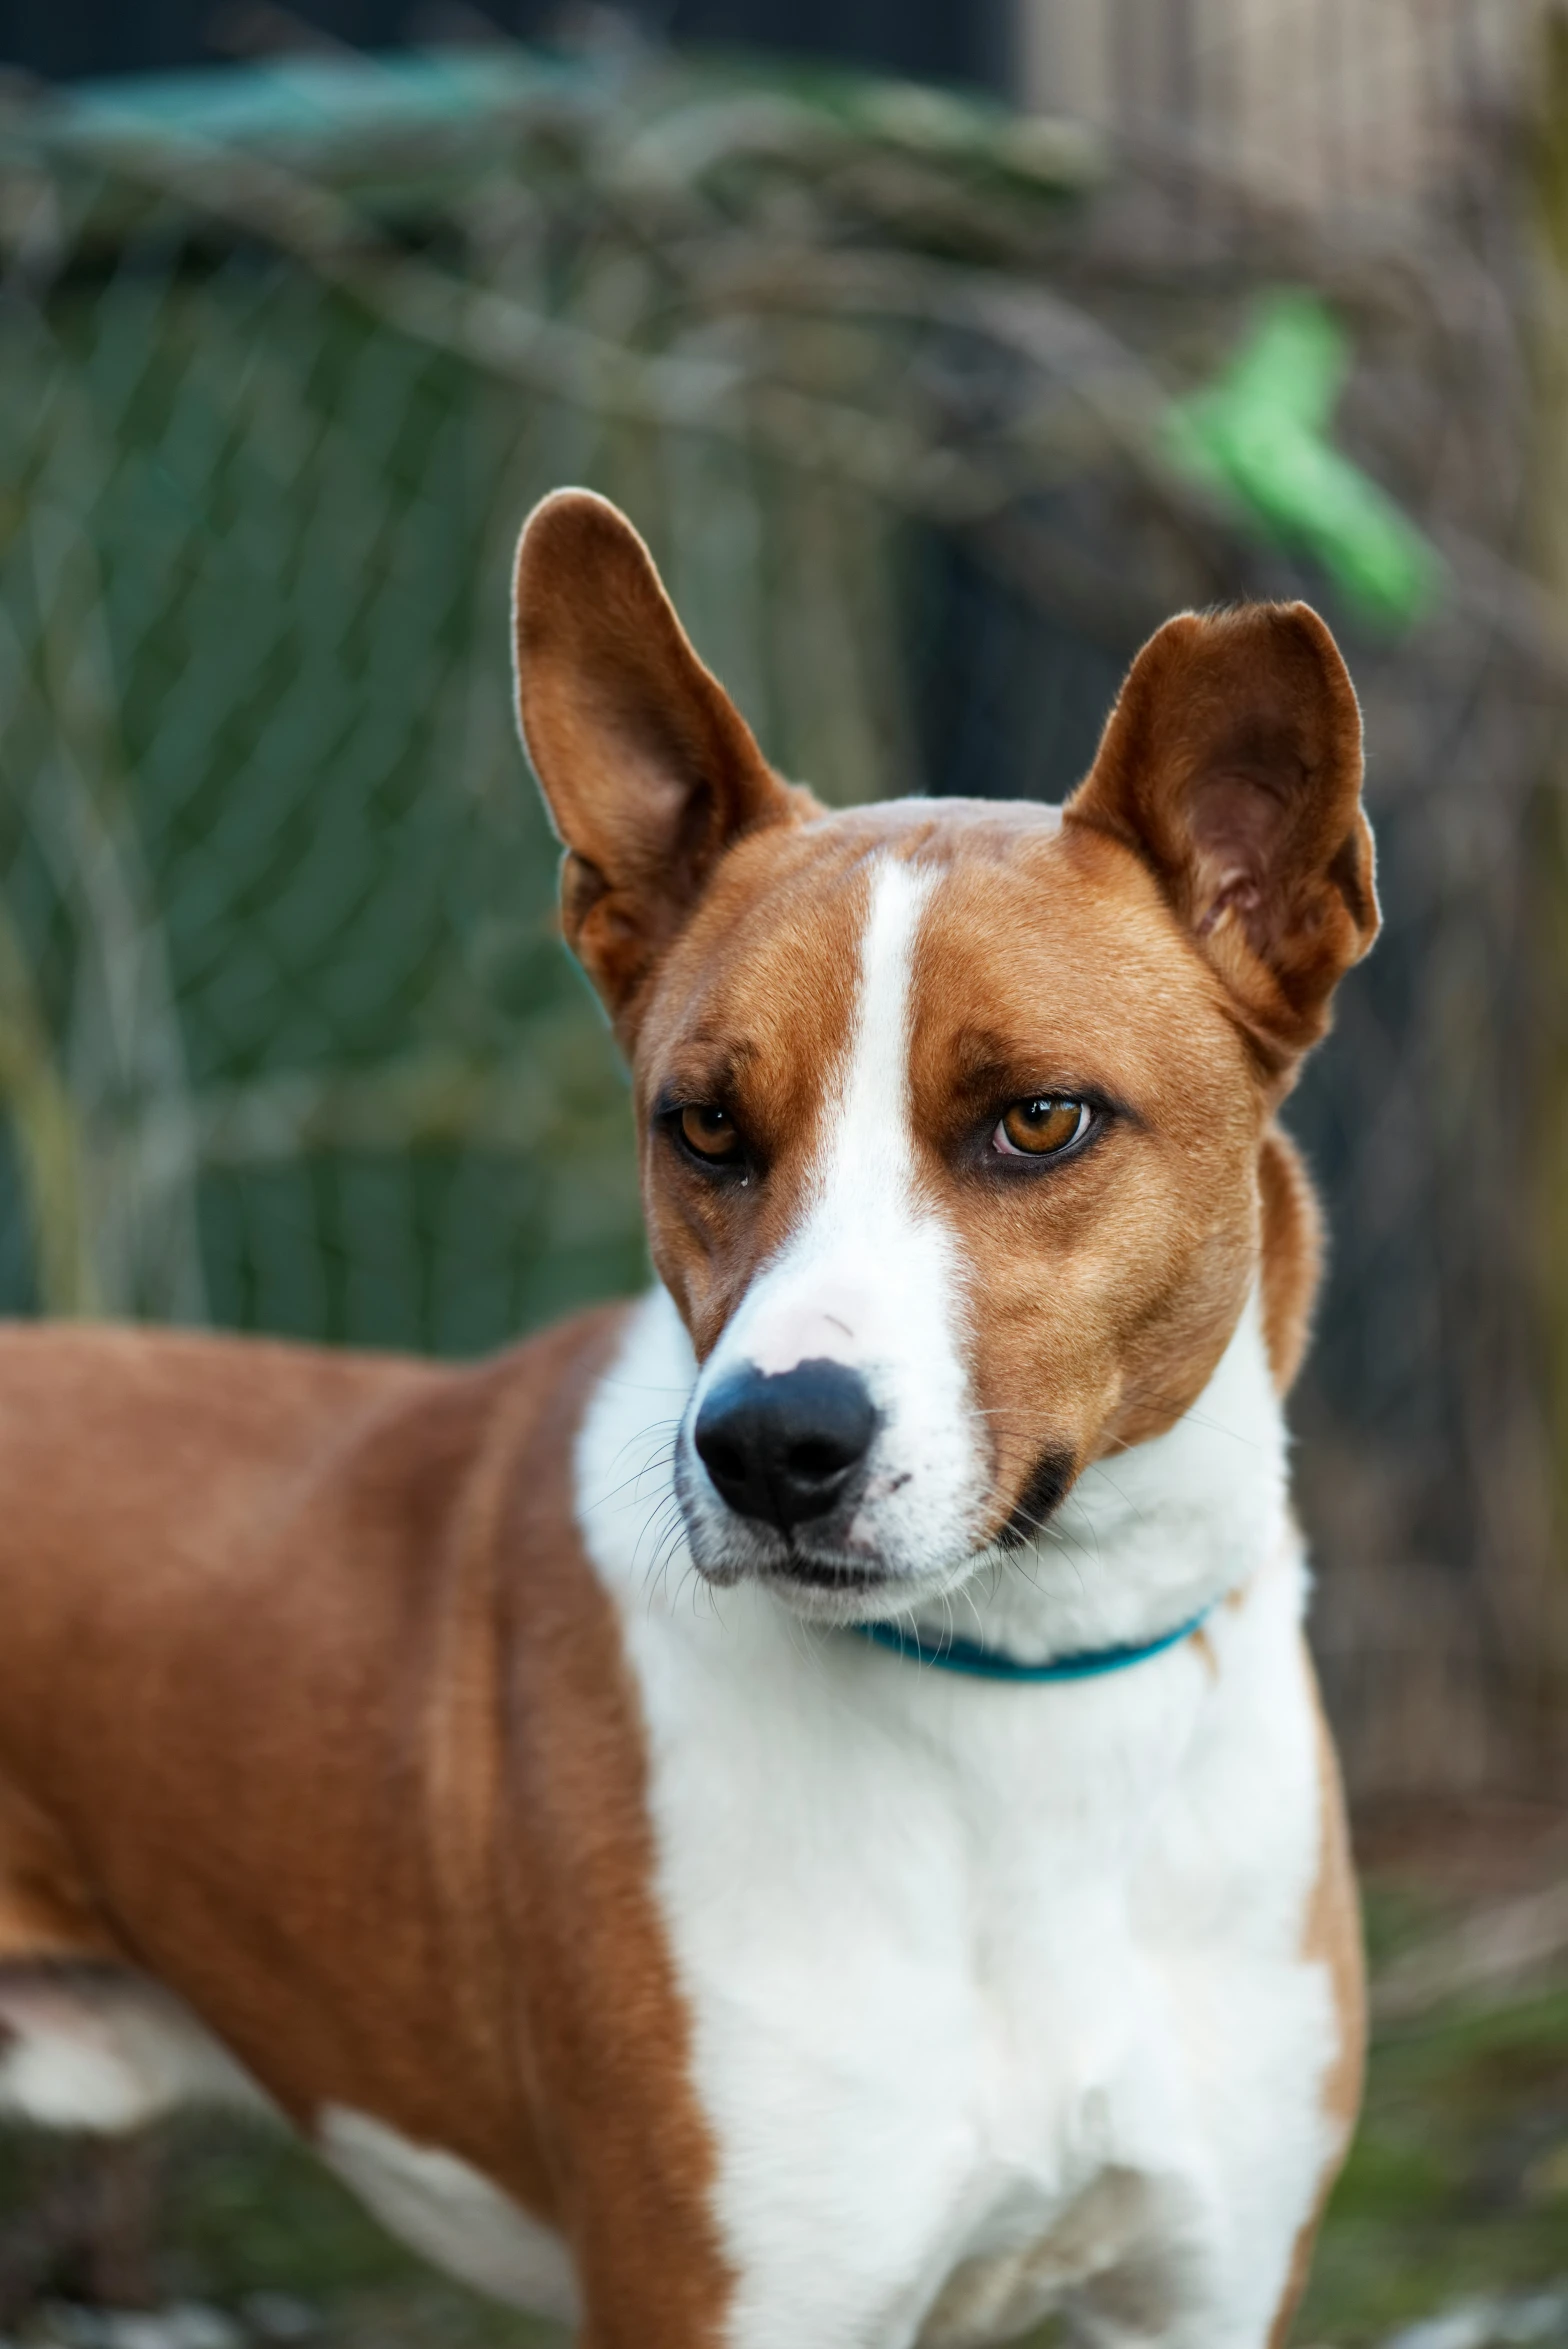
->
<box><xmin>0</xmin><ymin>27</ymin><xmax>1564</xmax><ymax>1810</ymax></box>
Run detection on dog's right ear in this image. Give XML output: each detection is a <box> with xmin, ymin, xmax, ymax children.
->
<box><xmin>513</xmin><ymin>490</ymin><xmax>801</xmax><ymax>1024</ymax></box>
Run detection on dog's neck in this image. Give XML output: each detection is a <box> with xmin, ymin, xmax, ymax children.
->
<box><xmin>579</xmin><ymin>1286</ymin><xmax>1290</xmax><ymax>1671</ymax></box>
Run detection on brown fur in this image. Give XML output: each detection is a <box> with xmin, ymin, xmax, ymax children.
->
<box><xmin>0</xmin><ymin>1778</ymin><xmax>121</xmax><ymax>1964</ymax></box>
<box><xmin>512</xmin><ymin>489</ymin><xmax>808</xmax><ymax>1038</ymax></box>
<box><xmin>1063</xmin><ymin>601</ymin><xmax>1378</xmax><ymax>1079</ymax></box>
<box><xmin>0</xmin><ymin>1316</ymin><xmax>731</xmax><ymax>2349</ymax></box>
<box><xmin>1258</xmin><ymin>1127</ymin><xmax>1325</xmax><ymax>1392</ymax></box>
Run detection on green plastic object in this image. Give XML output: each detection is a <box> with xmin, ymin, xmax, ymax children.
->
<box><xmin>1164</xmin><ymin>290</ymin><xmax>1439</xmax><ymax>629</ymax></box>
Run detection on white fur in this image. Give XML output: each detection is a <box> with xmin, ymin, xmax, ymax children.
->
<box><xmin>679</xmin><ymin>858</ymin><xmax>988</xmax><ymax>1610</ymax></box>
<box><xmin>577</xmin><ymin>1291</ymin><xmax>1338</xmax><ymax>2349</ymax></box>
<box><xmin>0</xmin><ymin>1971</ymin><xmax>263</xmax><ymax>2132</ymax></box>
<box><xmin>319</xmin><ymin>2107</ymin><xmax>578</xmax><ymax>2323</ymax></box>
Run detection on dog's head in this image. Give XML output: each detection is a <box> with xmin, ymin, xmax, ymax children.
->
<box><xmin>513</xmin><ymin>491</ymin><xmax>1377</xmax><ymax>1623</ymax></box>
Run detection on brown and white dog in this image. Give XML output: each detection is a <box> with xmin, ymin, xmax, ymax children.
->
<box><xmin>0</xmin><ymin>491</ymin><xmax>1374</xmax><ymax>2348</ymax></box>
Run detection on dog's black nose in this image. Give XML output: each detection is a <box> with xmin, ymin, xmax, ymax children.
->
<box><xmin>693</xmin><ymin>1360</ymin><xmax>878</xmax><ymax>1533</ymax></box>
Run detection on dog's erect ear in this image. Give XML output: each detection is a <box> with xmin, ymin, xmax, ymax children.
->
<box><xmin>513</xmin><ymin>490</ymin><xmax>801</xmax><ymax>1022</ymax></box>
<box><xmin>1063</xmin><ymin>602</ymin><xmax>1378</xmax><ymax>1070</ymax></box>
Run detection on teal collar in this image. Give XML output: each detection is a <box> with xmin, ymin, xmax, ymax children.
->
<box><xmin>850</xmin><ymin>1605</ymin><xmax>1213</xmax><ymax>1683</ymax></box>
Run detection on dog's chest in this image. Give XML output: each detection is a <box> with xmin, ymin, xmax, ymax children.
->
<box><xmin>616</xmin><ymin>1601</ymin><xmax>1291</xmax><ymax>2347</ymax></box>
<box><xmin>577</xmin><ymin>1295</ymin><xmax>1333</xmax><ymax>2348</ymax></box>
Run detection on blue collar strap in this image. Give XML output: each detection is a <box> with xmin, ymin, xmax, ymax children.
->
<box><xmin>850</xmin><ymin>1605</ymin><xmax>1213</xmax><ymax>1683</ymax></box>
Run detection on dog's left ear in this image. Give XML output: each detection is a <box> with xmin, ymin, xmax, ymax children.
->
<box><xmin>513</xmin><ymin>489</ymin><xmax>801</xmax><ymax>1027</ymax></box>
<box><xmin>1064</xmin><ymin>602</ymin><xmax>1378</xmax><ymax>1069</ymax></box>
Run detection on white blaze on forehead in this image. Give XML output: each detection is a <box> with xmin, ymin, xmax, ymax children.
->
<box><xmin>695</xmin><ymin>853</ymin><xmax>987</xmax><ymax>1569</ymax></box>
<box><xmin>743</xmin><ymin>854</ymin><xmax>937</xmax><ymax>1377</ymax></box>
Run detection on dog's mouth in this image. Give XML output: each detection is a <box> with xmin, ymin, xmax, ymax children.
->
<box><xmin>761</xmin><ymin>1552</ymin><xmax>889</xmax><ymax>1592</ymax></box>
<box><xmin>691</xmin><ymin>1512</ymin><xmax>993</xmax><ymax>1627</ymax></box>
<box><xmin>752</xmin><ymin>1551</ymin><xmax>914</xmax><ymax>1630</ymax></box>
<box><xmin>690</xmin><ymin>1523</ymin><xmax>895</xmax><ymax>1596</ymax></box>
<box><xmin>679</xmin><ymin>1501</ymin><xmax>903</xmax><ymax>1613</ymax></box>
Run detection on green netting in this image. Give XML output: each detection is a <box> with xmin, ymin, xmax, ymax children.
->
<box><xmin>0</xmin><ymin>244</ymin><xmax>642</xmax><ymax>1344</ymax></box>
<box><xmin>0</xmin><ymin>48</ymin><xmax>1105</xmax><ymax>1349</ymax></box>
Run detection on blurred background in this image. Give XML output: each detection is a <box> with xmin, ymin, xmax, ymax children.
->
<box><xmin>5</xmin><ymin>1</ymin><xmax>1568</xmax><ymax>2343</ymax></box>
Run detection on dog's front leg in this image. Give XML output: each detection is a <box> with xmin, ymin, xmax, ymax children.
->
<box><xmin>570</xmin><ymin>2235</ymin><xmax>734</xmax><ymax>2349</ymax></box>
<box><xmin>539</xmin><ymin>2131</ymin><xmax>740</xmax><ymax>2349</ymax></box>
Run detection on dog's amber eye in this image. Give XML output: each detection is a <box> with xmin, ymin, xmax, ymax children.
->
<box><xmin>679</xmin><ymin>1104</ymin><xmax>741</xmax><ymax>1161</ymax></box>
<box><xmin>994</xmin><ymin>1098</ymin><xmax>1091</xmax><ymax>1157</ymax></box>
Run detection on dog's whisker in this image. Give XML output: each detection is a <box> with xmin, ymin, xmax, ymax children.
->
<box><xmin>592</xmin><ymin>1446</ymin><xmax>680</xmax><ymax>1514</ymax></box>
